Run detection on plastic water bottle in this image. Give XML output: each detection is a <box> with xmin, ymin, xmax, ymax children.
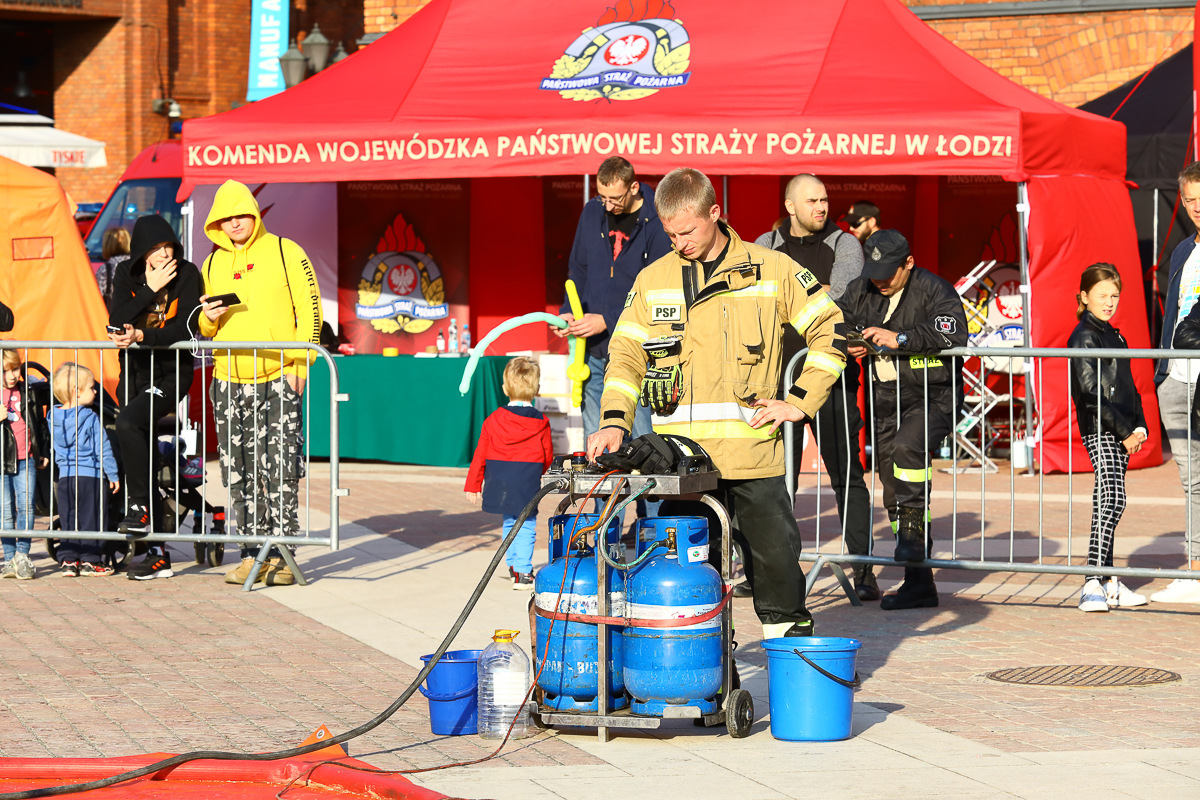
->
<box><xmin>939</xmin><ymin>436</ymin><xmax>951</xmax><ymax>460</ymax></box>
<box><xmin>477</xmin><ymin>629</ymin><xmax>532</xmax><ymax>740</ymax></box>
<box><xmin>436</xmin><ymin>328</ymin><xmax>446</xmax><ymax>353</ymax></box>
<box><xmin>448</xmin><ymin>318</ymin><xmax>458</xmax><ymax>353</ymax></box>
<box><xmin>461</xmin><ymin>323</ymin><xmax>471</xmax><ymax>354</ymax></box>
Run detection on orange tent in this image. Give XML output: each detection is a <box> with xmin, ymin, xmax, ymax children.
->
<box><xmin>0</xmin><ymin>155</ymin><xmax>119</xmax><ymax>395</ymax></box>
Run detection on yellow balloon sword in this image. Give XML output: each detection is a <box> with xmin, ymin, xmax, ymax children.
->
<box><xmin>564</xmin><ymin>280</ymin><xmax>591</xmax><ymax>407</ymax></box>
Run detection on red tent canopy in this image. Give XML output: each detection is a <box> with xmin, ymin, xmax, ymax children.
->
<box><xmin>182</xmin><ymin>0</ymin><xmax>1155</xmax><ymax>472</ymax></box>
<box><xmin>183</xmin><ymin>0</ymin><xmax>1126</xmax><ymax>185</ymax></box>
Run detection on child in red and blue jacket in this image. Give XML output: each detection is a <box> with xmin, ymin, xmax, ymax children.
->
<box><xmin>466</xmin><ymin>357</ymin><xmax>554</xmax><ymax>590</ymax></box>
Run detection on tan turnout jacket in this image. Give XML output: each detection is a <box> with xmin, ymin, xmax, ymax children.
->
<box><xmin>600</xmin><ymin>225</ymin><xmax>846</xmax><ymax>480</ymax></box>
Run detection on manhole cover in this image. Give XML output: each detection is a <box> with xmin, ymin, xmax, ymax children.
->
<box><xmin>986</xmin><ymin>665</ymin><xmax>1181</xmax><ymax>687</ymax></box>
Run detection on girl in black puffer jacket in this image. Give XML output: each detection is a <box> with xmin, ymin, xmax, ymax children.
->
<box><xmin>1067</xmin><ymin>262</ymin><xmax>1147</xmax><ymax>613</ymax></box>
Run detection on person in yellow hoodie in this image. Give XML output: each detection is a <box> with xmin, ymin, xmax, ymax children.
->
<box><xmin>198</xmin><ymin>180</ymin><xmax>322</xmax><ymax>586</ymax></box>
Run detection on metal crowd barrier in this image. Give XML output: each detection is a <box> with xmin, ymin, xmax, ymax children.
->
<box><xmin>783</xmin><ymin>345</ymin><xmax>1200</xmax><ymax>600</ymax></box>
<box><xmin>0</xmin><ymin>341</ymin><xmax>342</xmax><ymax>589</ymax></box>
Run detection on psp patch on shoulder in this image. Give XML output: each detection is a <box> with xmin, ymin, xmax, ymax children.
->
<box><xmin>795</xmin><ymin>268</ymin><xmax>818</xmax><ymax>290</ymax></box>
<box><xmin>935</xmin><ymin>315</ymin><xmax>957</xmax><ymax>335</ymax></box>
<box><xmin>625</xmin><ymin>291</ymin><xmax>636</xmax><ymax>309</ymax></box>
<box><xmin>651</xmin><ymin>304</ymin><xmax>682</xmax><ymax>323</ymax></box>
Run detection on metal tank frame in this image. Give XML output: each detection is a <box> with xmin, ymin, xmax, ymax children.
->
<box><xmin>534</xmin><ymin>469</ymin><xmax>751</xmax><ymax>742</ymax></box>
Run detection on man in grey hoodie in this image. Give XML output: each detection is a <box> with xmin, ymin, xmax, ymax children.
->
<box><xmin>755</xmin><ymin>174</ymin><xmax>875</xmax><ymax>600</ymax></box>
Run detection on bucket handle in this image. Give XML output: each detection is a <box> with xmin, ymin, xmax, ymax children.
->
<box><xmin>418</xmin><ymin>684</ymin><xmax>476</xmax><ymax>701</ymax></box>
<box><xmin>792</xmin><ymin>648</ymin><xmax>861</xmax><ymax>689</ymax></box>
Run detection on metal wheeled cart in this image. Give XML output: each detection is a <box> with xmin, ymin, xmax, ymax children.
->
<box><xmin>532</xmin><ymin>467</ymin><xmax>752</xmax><ymax>742</ymax></box>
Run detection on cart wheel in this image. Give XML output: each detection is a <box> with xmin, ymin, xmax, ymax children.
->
<box><xmin>725</xmin><ymin>689</ymin><xmax>753</xmax><ymax>739</ymax></box>
<box><xmin>45</xmin><ymin>538</ymin><xmax>58</xmax><ymax>562</ymax></box>
<box><xmin>207</xmin><ymin>542</ymin><xmax>225</xmax><ymax>568</ymax></box>
<box><xmin>195</xmin><ymin>542</ymin><xmax>207</xmax><ymax>565</ymax></box>
<box><xmin>530</xmin><ymin>710</ymin><xmax>549</xmax><ymax>730</ymax></box>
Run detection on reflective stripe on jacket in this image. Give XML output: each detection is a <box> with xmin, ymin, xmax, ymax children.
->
<box><xmin>600</xmin><ymin>225</ymin><xmax>846</xmax><ymax>480</ymax></box>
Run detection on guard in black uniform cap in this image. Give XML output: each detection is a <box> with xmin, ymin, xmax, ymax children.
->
<box><xmin>838</xmin><ymin>230</ymin><xmax>967</xmax><ymax>610</ymax></box>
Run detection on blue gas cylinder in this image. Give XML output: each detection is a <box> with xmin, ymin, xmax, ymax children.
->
<box><xmin>625</xmin><ymin>516</ymin><xmax>724</xmax><ymax>716</ymax></box>
<box><xmin>533</xmin><ymin>513</ymin><xmax>628</xmax><ymax>713</ymax></box>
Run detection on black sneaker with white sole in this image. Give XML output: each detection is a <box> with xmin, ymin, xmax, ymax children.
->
<box><xmin>127</xmin><ymin>551</ymin><xmax>174</xmax><ymax>581</ymax></box>
<box><xmin>117</xmin><ymin>503</ymin><xmax>152</xmax><ymax>534</ymax></box>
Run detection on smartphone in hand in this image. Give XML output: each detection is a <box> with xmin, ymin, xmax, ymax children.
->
<box><xmin>846</xmin><ymin>330</ymin><xmax>882</xmax><ymax>354</ymax></box>
<box><xmin>207</xmin><ymin>293</ymin><xmax>241</xmax><ymax>308</ymax></box>
<box><xmin>106</xmin><ymin>325</ymin><xmax>124</xmax><ymax>335</ymax></box>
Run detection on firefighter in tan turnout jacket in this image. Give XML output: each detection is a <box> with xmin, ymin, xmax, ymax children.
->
<box><xmin>588</xmin><ymin>168</ymin><xmax>846</xmax><ymax>638</ymax></box>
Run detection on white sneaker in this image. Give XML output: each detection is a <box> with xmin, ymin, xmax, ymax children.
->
<box><xmin>1105</xmin><ymin>579</ymin><xmax>1146</xmax><ymax>608</ymax></box>
<box><xmin>1079</xmin><ymin>579</ymin><xmax>1109</xmax><ymax>612</ymax></box>
<box><xmin>1149</xmin><ymin>579</ymin><xmax>1200</xmax><ymax>604</ymax></box>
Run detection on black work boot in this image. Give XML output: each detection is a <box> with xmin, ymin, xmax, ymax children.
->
<box><xmin>880</xmin><ymin>567</ymin><xmax>938</xmax><ymax>610</ymax></box>
<box><xmin>853</xmin><ymin>565</ymin><xmax>880</xmax><ymax>601</ymax></box>
<box><xmin>893</xmin><ymin>506</ymin><xmax>927</xmax><ymax>563</ymax></box>
<box><xmin>782</xmin><ymin>620</ymin><xmax>814</xmax><ymax>637</ymax></box>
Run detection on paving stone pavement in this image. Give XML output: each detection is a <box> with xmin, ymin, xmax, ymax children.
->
<box><xmin>0</xmin><ymin>555</ymin><xmax>599</xmax><ymax>772</ymax></box>
<box><xmin>3</xmin><ymin>459</ymin><xmax>1200</xmax><ymax>799</ymax></box>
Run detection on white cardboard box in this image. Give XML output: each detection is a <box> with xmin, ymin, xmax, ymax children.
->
<box><xmin>537</xmin><ymin>353</ymin><xmax>571</xmax><ymax>396</ymax></box>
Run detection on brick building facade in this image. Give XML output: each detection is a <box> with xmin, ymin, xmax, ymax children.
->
<box><xmin>911</xmin><ymin>0</ymin><xmax>1194</xmax><ymax>107</ymax></box>
<box><xmin>363</xmin><ymin>0</ymin><xmax>1195</xmax><ymax>108</ymax></box>
<box><xmin>3</xmin><ymin>0</ymin><xmax>1190</xmax><ymax>203</ymax></box>
<box><xmin>0</xmin><ymin>0</ymin><xmax>361</xmax><ymax>203</ymax></box>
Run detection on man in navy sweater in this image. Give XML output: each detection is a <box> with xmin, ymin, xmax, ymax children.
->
<box><xmin>553</xmin><ymin>157</ymin><xmax>672</xmax><ymax>449</ymax></box>
<box><xmin>1152</xmin><ymin>160</ymin><xmax>1200</xmax><ymax>604</ymax></box>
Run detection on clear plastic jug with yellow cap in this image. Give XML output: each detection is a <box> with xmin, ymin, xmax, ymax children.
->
<box><xmin>477</xmin><ymin>629</ymin><xmax>532</xmax><ymax>739</ymax></box>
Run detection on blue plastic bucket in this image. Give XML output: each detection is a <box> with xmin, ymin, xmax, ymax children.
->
<box><xmin>761</xmin><ymin>637</ymin><xmax>862</xmax><ymax>741</ymax></box>
<box><xmin>419</xmin><ymin>650</ymin><xmax>482</xmax><ymax>736</ymax></box>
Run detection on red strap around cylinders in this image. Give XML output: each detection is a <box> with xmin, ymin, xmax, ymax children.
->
<box><xmin>533</xmin><ymin>586</ymin><xmax>733</xmax><ymax>628</ymax></box>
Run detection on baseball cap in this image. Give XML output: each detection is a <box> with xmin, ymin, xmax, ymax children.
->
<box><xmin>841</xmin><ymin>201</ymin><xmax>879</xmax><ymax>228</ymax></box>
<box><xmin>862</xmin><ymin>229</ymin><xmax>911</xmax><ymax>279</ymax></box>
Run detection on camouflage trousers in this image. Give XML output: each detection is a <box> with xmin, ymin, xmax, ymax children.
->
<box><xmin>211</xmin><ymin>378</ymin><xmax>304</xmax><ymax>555</ymax></box>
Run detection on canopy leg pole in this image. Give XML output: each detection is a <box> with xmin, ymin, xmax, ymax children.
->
<box><xmin>1017</xmin><ymin>182</ymin><xmax>1035</xmax><ymax>477</ymax></box>
<box><xmin>583</xmin><ymin>174</ymin><xmax>589</xmax><ymax>204</ymax></box>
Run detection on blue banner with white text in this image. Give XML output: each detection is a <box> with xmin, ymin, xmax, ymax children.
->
<box><xmin>246</xmin><ymin>0</ymin><xmax>289</xmax><ymax>102</ymax></box>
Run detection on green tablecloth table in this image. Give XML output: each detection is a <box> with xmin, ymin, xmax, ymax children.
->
<box><xmin>306</xmin><ymin>355</ymin><xmax>510</xmax><ymax>468</ymax></box>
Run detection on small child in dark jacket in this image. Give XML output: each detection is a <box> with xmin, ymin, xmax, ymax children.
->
<box><xmin>1068</xmin><ymin>263</ymin><xmax>1147</xmax><ymax>612</ymax></box>
<box><xmin>50</xmin><ymin>363</ymin><xmax>119</xmax><ymax>577</ymax></box>
<box><xmin>465</xmin><ymin>357</ymin><xmax>554</xmax><ymax>590</ymax></box>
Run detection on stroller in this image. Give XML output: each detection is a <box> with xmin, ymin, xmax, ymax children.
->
<box><xmin>154</xmin><ymin>432</ymin><xmax>227</xmax><ymax>568</ymax></box>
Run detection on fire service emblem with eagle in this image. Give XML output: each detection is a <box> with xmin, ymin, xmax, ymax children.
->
<box><xmin>539</xmin><ymin>1</ymin><xmax>692</xmax><ymax>102</ymax></box>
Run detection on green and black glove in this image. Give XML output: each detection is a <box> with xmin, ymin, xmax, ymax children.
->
<box><xmin>641</xmin><ymin>336</ymin><xmax>684</xmax><ymax>416</ymax></box>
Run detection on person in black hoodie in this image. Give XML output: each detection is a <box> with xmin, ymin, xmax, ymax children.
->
<box><xmin>107</xmin><ymin>214</ymin><xmax>201</xmax><ymax>580</ymax></box>
<box><xmin>1068</xmin><ymin>263</ymin><xmax>1148</xmax><ymax>613</ymax></box>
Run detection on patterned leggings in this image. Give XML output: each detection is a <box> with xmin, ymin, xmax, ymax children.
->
<box><xmin>1083</xmin><ymin>432</ymin><xmax>1128</xmax><ymax>583</ymax></box>
<box><xmin>211</xmin><ymin>378</ymin><xmax>304</xmax><ymax>556</ymax></box>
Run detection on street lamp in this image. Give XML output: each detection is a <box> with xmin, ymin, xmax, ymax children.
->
<box><xmin>279</xmin><ymin>40</ymin><xmax>307</xmax><ymax>89</ymax></box>
<box><xmin>305</xmin><ymin>23</ymin><xmax>331</xmax><ymax>73</ymax></box>
<box><xmin>331</xmin><ymin>41</ymin><xmax>348</xmax><ymax>65</ymax></box>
